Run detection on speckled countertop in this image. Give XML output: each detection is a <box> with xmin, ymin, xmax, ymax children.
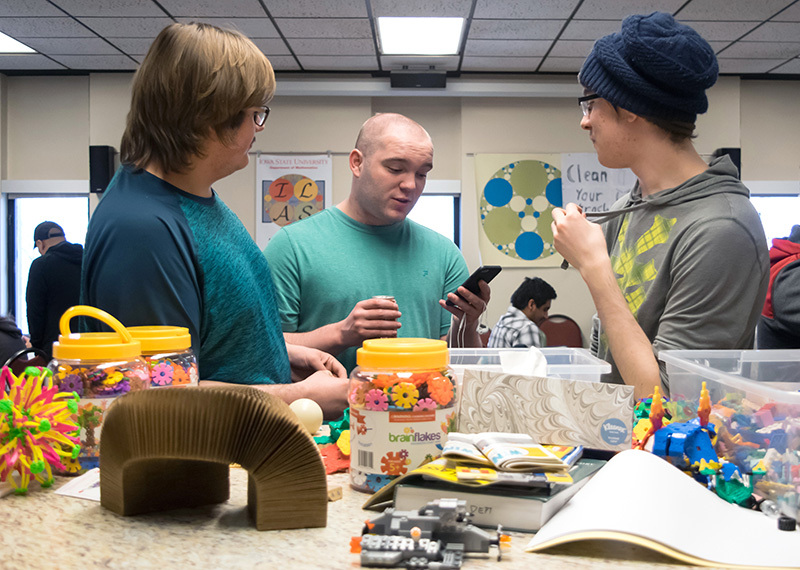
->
<box><xmin>1</xmin><ymin>469</ymin><xmax>709</xmax><ymax>569</ymax></box>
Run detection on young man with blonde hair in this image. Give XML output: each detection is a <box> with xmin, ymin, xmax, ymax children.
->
<box><xmin>82</xmin><ymin>23</ymin><xmax>347</xmax><ymax>416</ymax></box>
<box><xmin>552</xmin><ymin>13</ymin><xmax>768</xmax><ymax>399</ymax></box>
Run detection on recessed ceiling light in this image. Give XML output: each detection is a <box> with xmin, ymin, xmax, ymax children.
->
<box><xmin>0</xmin><ymin>31</ymin><xmax>35</xmax><ymax>54</ymax></box>
<box><xmin>378</xmin><ymin>17</ymin><xmax>464</xmax><ymax>55</ymax></box>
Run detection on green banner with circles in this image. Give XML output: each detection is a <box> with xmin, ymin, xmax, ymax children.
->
<box><xmin>475</xmin><ymin>154</ymin><xmax>564</xmax><ymax>267</ymax></box>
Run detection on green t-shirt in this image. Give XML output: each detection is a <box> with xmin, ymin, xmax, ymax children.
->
<box><xmin>264</xmin><ymin>207</ymin><xmax>468</xmax><ymax>372</ymax></box>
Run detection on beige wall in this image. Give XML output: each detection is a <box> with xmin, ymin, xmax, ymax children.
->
<box><xmin>1</xmin><ymin>72</ymin><xmax>798</xmax><ymax>341</ymax></box>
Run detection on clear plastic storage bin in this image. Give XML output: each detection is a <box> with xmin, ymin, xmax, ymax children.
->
<box><xmin>449</xmin><ymin>347</ymin><xmax>611</xmax><ymax>384</ymax></box>
<box><xmin>661</xmin><ymin>349</ymin><xmax>800</xmax><ymax>518</ymax></box>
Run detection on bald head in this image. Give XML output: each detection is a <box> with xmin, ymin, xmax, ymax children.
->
<box><xmin>354</xmin><ymin>113</ymin><xmax>432</xmax><ymax>156</ymax></box>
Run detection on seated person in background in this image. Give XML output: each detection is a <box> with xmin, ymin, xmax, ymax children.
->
<box><xmin>551</xmin><ymin>13</ymin><xmax>768</xmax><ymax>399</ymax></box>
<box><xmin>488</xmin><ymin>277</ymin><xmax>556</xmax><ymax>349</ymax></box>
<box><xmin>758</xmin><ymin>224</ymin><xmax>800</xmax><ymax>349</ymax></box>
<box><xmin>264</xmin><ymin>113</ymin><xmax>490</xmax><ymax>373</ymax></box>
<box><xmin>0</xmin><ymin>315</ymin><xmax>28</xmax><ymax>368</ymax></box>
<box><xmin>81</xmin><ymin>23</ymin><xmax>347</xmax><ymax>418</ymax></box>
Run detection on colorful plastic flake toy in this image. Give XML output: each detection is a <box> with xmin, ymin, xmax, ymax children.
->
<box><xmin>350</xmin><ymin>498</ymin><xmax>511</xmax><ymax>569</ymax></box>
<box><xmin>0</xmin><ymin>366</ymin><xmax>80</xmax><ymax>494</ymax></box>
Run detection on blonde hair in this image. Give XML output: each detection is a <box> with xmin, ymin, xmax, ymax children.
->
<box><xmin>121</xmin><ymin>23</ymin><xmax>275</xmax><ymax>173</ymax></box>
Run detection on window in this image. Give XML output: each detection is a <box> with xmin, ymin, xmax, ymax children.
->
<box><xmin>407</xmin><ymin>180</ymin><xmax>461</xmax><ymax>247</ymax></box>
<box><xmin>407</xmin><ymin>194</ymin><xmax>460</xmax><ymax>246</ymax></box>
<box><xmin>750</xmin><ymin>195</ymin><xmax>800</xmax><ymax>246</ymax></box>
<box><xmin>8</xmin><ymin>195</ymin><xmax>89</xmax><ymax>334</ymax></box>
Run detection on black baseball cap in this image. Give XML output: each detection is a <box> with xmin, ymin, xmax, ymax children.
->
<box><xmin>33</xmin><ymin>221</ymin><xmax>65</xmax><ymax>247</ymax></box>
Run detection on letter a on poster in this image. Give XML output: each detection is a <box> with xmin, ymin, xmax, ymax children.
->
<box><xmin>255</xmin><ymin>154</ymin><xmax>332</xmax><ymax>250</ymax></box>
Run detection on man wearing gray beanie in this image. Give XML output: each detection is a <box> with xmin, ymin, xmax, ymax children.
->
<box><xmin>552</xmin><ymin>12</ymin><xmax>769</xmax><ymax>399</ymax></box>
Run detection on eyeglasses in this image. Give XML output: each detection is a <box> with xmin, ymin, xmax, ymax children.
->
<box><xmin>578</xmin><ymin>94</ymin><xmax>600</xmax><ymax>116</ymax></box>
<box><xmin>254</xmin><ymin>106</ymin><xmax>270</xmax><ymax>126</ymax></box>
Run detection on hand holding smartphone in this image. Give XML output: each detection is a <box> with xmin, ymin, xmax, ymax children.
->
<box><xmin>445</xmin><ymin>265</ymin><xmax>501</xmax><ymax>307</ymax></box>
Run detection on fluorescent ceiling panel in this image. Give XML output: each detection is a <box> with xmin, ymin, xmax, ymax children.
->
<box><xmin>0</xmin><ymin>30</ymin><xmax>34</xmax><ymax>53</ymax></box>
<box><xmin>378</xmin><ymin>17</ymin><xmax>464</xmax><ymax>55</ymax></box>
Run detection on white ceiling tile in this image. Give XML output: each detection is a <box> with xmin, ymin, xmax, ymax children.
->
<box><xmin>717</xmin><ymin>57</ymin><xmax>791</xmax><ymax>73</ymax></box>
<box><xmin>474</xmin><ymin>0</ymin><xmax>578</xmax><ymax>19</ymax></box>
<box><xmin>109</xmin><ymin>37</ymin><xmax>155</xmax><ymax>55</ymax></box>
<box><xmin>574</xmin><ymin>0</ymin><xmax>685</xmax><ymax>20</ymax></box>
<box><xmin>741</xmin><ymin>22</ymin><xmax>800</xmax><ymax>42</ymax></box>
<box><xmin>370</xmin><ymin>0</ymin><xmax>473</xmax><ymax>18</ymax></box>
<box><xmin>469</xmin><ymin>19</ymin><xmax>564</xmax><ymax>40</ymax></box>
<box><xmin>50</xmin><ymin>54</ymin><xmax>139</xmax><ymax>69</ymax></box>
<box><xmin>158</xmin><ymin>0</ymin><xmax>264</xmax><ymax>18</ymax></box>
<box><xmin>680</xmin><ymin>20</ymin><xmax>761</xmax><ymax>41</ymax></box>
<box><xmin>719</xmin><ymin>41</ymin><xmax>800</xmax><ymax>58</ymax></box>
<box><xmin>297</xmin><ymin>55</ymin><xmax>377</xmax><ymax>70</ymax></box>
<box><xmin>676</xmin><ymin>0</ymin><xmax>795</xmax><ymax>21</ymax></box>
<box><xmin>548</xmin><ymin>39</ymin><xmax>595</xmax><ymax>58</ymax></box>
<box><xmin>174</xmin><ymin>18</ymin><xmax>278</xmax><ymax>37</ymax></box>
<box><xmin>465</xmin><ymin>39</ymin><xmax>552</xmax><ymax>57</ymax></box>
<box><xmin>560</xmin><ymin>19</ymin><xmax>621</xmax><ymax>40</ymax></box>
<box><xmin>461</xmin><ymin>55</ymin><xmax>542</xmax><ymax>71</ymax></box>
<box><xmin>287</xmin><ymin>38</ymin><xmax>374</xmax><ymax>56</ymax></box>
<box><xmin>51</xmin><ymin>0</ymin><xmax>165</xmax><ymax>17</ymax></box>
<box><xmin>773</xmin><ymin>2</ymin><xmax>800</xmax><ymax>21</ymax></box>
<box><xmin>538</xmin><ymin>56</ymin><xmax>585</xmax><ymax>73</ymax></box>
<box><xmin>0</xmin><ymin>53</ymin><xmax>66</xmax><ymax>70</ymax></box>
<box><xmin>0</xmin><ymin>0</ymin><xmax>64</xmax><ymax>17</ymax></box>
<box><xmin>265</xmin><ymin>0</ymin><xmax>366</xmax><ymax>19</ymax></box>
<box><xmin>770</xmin><ymin>57</ymin><xmax>800</xmax><ymax>73</ymax></box>
<box><xmin>81</xmin><ymin>17</ymin><xmax>177</xmax><ymax>37</ymax></box>
<box><xmin>250</xmin><ymin>38</ymin><xmax>291</xmax><ymax>56</ymax></box>
<box><xmin>268</xmin><ymin>55</ymin><xmax>301</xmax><ymax>71</ymax></box>
<box><xmin>0</xmin><ymin>17</ymin><xmax>95</xmax><ymax>37</ymax></box>
<box><xmin>22</xmin><ymin>37</ymin><xmax>122</xmax><ymax>55</ymax></box>
<box><xmin>380</xmin><ymin>54</ymin><xmax>460</xmax><ymax>71</ymax></box>
<box><xmin>275</xmin><ymin>18</ymin><xmax>371</xmax><ymax>39</ymax></box>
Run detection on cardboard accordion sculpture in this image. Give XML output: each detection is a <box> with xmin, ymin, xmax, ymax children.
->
<box><xmin>99</xmin><ymin>386</ymin><xmax>327</xmax><ymax>530</ymax></box>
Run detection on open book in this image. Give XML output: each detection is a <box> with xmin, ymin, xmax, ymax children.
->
<box><xmin>442</xmin><ymin>432</ymin><xmax>583</xmax><ymax>472</ymax></box>
<box><xmin>526</xmin><ymin>449</ymin><xmax>800</xmax><ymax>569</ymax></box>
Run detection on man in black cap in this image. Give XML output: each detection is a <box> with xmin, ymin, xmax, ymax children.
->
<box><xmin>26</xmin><ymin>221</ymin><xmax>83</xmax><ymax>358</ymax></box>
<box><xmin>551</xmin><ymin>12</ymin><xmax>768</xmax><ymax>399</ymax></box>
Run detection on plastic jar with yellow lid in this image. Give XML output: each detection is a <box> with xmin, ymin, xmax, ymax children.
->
<box><xmin>128</xmin><ymin>326</ymin><xmax>198</xmax><ymax>387</ymax></box>
<box><xmin>348</xmin><ymin>338</ymin><xmax>458</xmax><ymax>493</ymax></box>
<box><xmin>47</xmin><ymin>305</ymin><xmax>150</xmax><ymax>472</ymax></box>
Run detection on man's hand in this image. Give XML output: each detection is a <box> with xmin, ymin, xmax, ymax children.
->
<box><xmin>442</xmin><ymin>280</ymin><xmax>490</xmax><ymax>348</ymax></box>
<box><xmin>286</xmin><ymin>343</ymin><xmax>346</xmax><ymax>382</ymax></box>
<box><xmin>551</xmin><ymin>203</ymin><xmax>608</xmax><ymax>273</ymax></box>
<box><xmin>295</xmin><ymin>371</ymin><xmax>349</xmax><ymax>420</ymax></box>
<box><xmin>338</xmin><ymin>297</ymin><xmax>402</xmax><ymax>348</ymax></box>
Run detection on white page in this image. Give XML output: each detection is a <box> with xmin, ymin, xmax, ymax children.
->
<box><xmin>527</xmin><ymin>450</ymin><xmax>800</xmax><ymax>568</ymax></box>
<box><xmin>54</xmin><ymin>468</ymin><xmax>101</xmax><ymax>502</ymax></box>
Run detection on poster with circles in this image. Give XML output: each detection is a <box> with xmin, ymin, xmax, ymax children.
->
<box><xmin>475</xmin><ymin>154</ymin><xmax>563</xmax><ymax>267</ymax></box>
<box><xmin>255</xmin><ymin>154</ymin><xmax>332</xmax><ymax>250</ymax></box>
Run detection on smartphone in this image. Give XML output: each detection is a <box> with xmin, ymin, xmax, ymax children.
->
<box><xmin>446</xmin><ymin>265</ymin><xmax>502</xmax><ymax>307</ymax></box>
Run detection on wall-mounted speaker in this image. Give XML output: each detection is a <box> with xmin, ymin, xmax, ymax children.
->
<box><xmin>89</xmin><ymin>145</ymin><xmax>116</xmax><ymax>193</ymax></box>
<box><xmin>390</xmin><ymin>71</ymin><xmax>447</xmax><ymax>89</ymax></box>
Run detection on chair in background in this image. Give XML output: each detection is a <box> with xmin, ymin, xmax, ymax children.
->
<box><xmin>539</xmin><ymin>314</ymin><xmax>583</xmax><ymax>348</ymax></box>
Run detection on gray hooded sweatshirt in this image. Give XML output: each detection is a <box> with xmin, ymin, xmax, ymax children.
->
<box><xmin>591</xmin><ymin>156</ymin><xmax>769</xmax><ymax>393</ymax></box>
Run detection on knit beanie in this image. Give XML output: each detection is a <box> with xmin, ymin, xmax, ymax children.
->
<box><xmin>578</xmin><ymin>12</ymin><xmax>718</xmax><ymax>123</ymax></box>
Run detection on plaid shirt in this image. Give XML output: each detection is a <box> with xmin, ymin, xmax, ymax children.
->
<box><xmin>487</xmin><ymin>306</ymin><xmax>546</xmax><ymax>348</ymax></box>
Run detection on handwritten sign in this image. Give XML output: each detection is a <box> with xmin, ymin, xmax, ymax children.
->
<box><xmin>561</xmin><ymin>153</ymin><xmax>636</xmax><ymax>213</ymax></box>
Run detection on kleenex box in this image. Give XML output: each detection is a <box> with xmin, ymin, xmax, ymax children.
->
<box><xmin>451</xmin><ymin>349</ymin><xmax>633</xmax><ymax>451</ymax></box>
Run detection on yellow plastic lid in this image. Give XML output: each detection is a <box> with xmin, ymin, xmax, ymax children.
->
<box><xmin>51</xmin><ymin>305</ymin><xmax>142</xmax><ymax>361</ymax></box>
<box><xmin>127</xmin><ymin>326</ymin><xmax>192</xmax><ymax>353</ymax></box>
<box><xmin>356</xmin><ymin>338</ymin><xmax>448</xmax><ymax>370</ymax></box>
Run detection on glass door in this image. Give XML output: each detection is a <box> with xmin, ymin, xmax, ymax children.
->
<box><xmin>8</xmin><ymin>195</ymin><xmax>89</xmax><ymax>335</ymax></box>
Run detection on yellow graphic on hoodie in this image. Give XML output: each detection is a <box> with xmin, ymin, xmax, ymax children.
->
<box><xmin>611</xmin><ymin>214</ymin><xmax>677</xmax><ymax>317</ymax></box>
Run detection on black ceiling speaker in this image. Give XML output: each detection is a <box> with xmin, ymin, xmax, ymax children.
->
<box><xmin>390</xmin><ymin>71</ymin><xmax>447</xmax><ymax>89</ymax></box>
<box><xmin>89</xmin><ymin>145</ymin><xmax>117</xmax><ymax>193</ymax></box>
